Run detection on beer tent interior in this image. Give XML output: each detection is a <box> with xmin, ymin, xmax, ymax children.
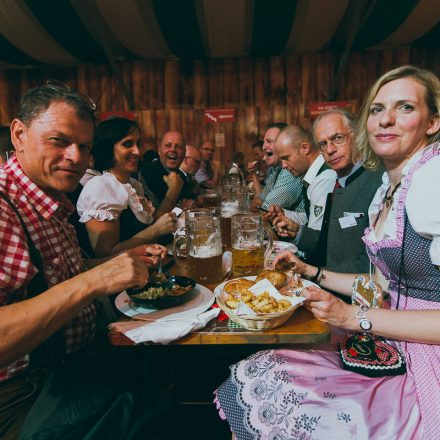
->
<box><xmin>0</xmin><ymin>0</ymin><xmax>438</xmax><ymax>168</ymax></box>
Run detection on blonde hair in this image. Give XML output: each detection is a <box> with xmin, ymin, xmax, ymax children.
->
<box><xmin>355</xmin><ymin>65</ymin><xmax>440</xmax><ymax>169</ymax></box>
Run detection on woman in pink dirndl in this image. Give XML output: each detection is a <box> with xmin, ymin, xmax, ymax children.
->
<box><xmin>214</xmin><ymin>66</ymin><xmax>440</xmax><ymax>440</ymax></box>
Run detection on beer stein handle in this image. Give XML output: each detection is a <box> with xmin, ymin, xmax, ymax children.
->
<box><xmin>172</xmin><ymin>227</ymin><xmax>187</xmax><ymax>267</ymax></box>
<box><xmin>263</xmin><ymin>226</ymin><xmax>274</xmax><ymax>269</ymax></box>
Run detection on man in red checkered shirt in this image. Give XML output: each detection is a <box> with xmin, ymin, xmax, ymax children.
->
<box><xmin>0</xmin><ymin>83</ymin><xmax>166</xmax><ymax>438</ymax></box>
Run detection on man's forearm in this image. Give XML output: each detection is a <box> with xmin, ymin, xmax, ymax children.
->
<box><xmin>0</xmin><ymin>272</ymin><xmax>97</xmax><ymax>368</ymax></box>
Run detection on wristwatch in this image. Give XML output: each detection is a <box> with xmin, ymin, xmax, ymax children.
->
<box><xmin>356</xmin><ymin>305</ymin><xmax>372</xmax><ymax>332</ymax></box>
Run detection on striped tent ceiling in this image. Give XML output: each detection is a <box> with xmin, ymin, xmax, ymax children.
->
<box><xmin>0</xmin><ymin>0</ymin><xmax>438</xmax><ymax>68</ymax></box>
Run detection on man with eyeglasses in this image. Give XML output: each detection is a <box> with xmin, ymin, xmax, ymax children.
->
<box><xmin>250</xmin><ymin>123</ymin><xmax>304</xmax><ymax>212</ymax></box>
<box><xmin>272</xmin><ymin>110</ymin><xmax>383</xmax><ymax>274</ymax></box>
<box><xmin>194</xmin><ymin>140</ymin><xmax>220</xmax><ymax>188</ymax></box>
<box><xmin>180</xmin><ymin>144</ymin><xmax>202</xmax><ymax>199</ymax></box>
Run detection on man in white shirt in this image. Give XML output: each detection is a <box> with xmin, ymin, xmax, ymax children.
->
<box><xmin>268</xmin><ymin>124</ymin><xmax>335</xmax><ymax>236</ymax></box>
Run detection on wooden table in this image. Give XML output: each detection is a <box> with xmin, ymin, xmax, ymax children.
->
<box><xmin>109</xmin><ymin>257</ymin><xmax>330</xmax><ymax>346</ymax></box>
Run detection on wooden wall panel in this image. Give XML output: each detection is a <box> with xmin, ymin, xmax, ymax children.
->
<box><xmin>285</xmin><ymin>54</ymin><xmax>302</xmax><ymax>124</ymax></box>
<box><xmin>1</xmin><ymin>47</ymin><xmax>439</xmax><ymax>167</ymax></box>
<box><xmin>238</xmin><ymin>58</ymin><xmax>255</xmax><ymax>107</ymax></box>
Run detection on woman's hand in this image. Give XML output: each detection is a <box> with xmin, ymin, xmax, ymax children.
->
<box><xmin>272</xmin><ymin>251</ymin><xmax>307</xmax><ymax>275</ymax></box>
<box><xmin>153</xmin><ymin>212</ymin><xmax>177</xmax><ymax>237</ymax></box>
<box><xmin>303</xmin><ymin>286</ymin><xmax>354</xmax><ymax>329</ymax></box>
<box><xmin>272</xmin><ymin>216</ymin><xmax>300</xmax><ymax>238</ymax></box>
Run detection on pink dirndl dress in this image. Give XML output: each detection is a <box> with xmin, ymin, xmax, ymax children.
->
<box><xmin>214</xmin><ymin>145</ymin><xmax>440</xmax><ymax>440</ymax></box>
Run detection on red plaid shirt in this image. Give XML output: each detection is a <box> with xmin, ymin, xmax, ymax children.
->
<box><xmin>0</xmin><ymin>156</ymin><xmax>95</xmax><ymax>382</ymax></box>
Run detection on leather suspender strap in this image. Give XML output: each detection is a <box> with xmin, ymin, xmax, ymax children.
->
<box><xmin>0</xmin><ymin>191</ymin><xmax>65</xmax><ymax>366</ymax></box>
<box><xmin>0</xmin><ymin>191</ymin><xmax>45</xmax><ymax>284</ymax></box>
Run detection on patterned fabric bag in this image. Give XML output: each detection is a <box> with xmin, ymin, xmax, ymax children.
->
<box><xmin>338</xmin><ymin>274</ymin><xmax>406</xmax><ymax>377</ymax></box>
<box><xmin>339</xmin><ymin>333</ymin><xmax>406</xmax><ymax>377</ymax></box>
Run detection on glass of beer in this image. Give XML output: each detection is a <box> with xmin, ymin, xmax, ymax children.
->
<box><xmin>220</xmin><ymin>189</ymin><xmax>241</xmax><ymax>250</ymax></box>
<box><xmin>202</xmin><ymin>189</ymin><xmax>221</xmax><ymax>209</ymax></box>
<box><xmin>231</xmin><ymin>213</ymin><xmax>273</xmax><ymax>277</ymax></box>
<box><xmin>173</xmin><ymin>210</ymin><xmax>224</xmax><ymax>284</ymax></box>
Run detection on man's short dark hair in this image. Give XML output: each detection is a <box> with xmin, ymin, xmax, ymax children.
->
<box><xmin>18</xmin><ymin>83</ymin><xmax>96</xmax><ymax>126</ymax></box>
<box><xmin>267</xmin><ymin>122</ymin><xmax>287</xmax><ymax>131</ymax></box>
<box><xmin>93</xmin><ymin>118</ymin><xmax>139</xmax><ymax>173</ymax></box>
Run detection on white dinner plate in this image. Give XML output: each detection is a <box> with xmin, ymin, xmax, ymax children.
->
<box><xmin>115</xmin><ymin>284</ymin><xmax>215</xmax><ymax>321</ymax></box>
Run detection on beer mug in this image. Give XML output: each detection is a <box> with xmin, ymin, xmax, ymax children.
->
<box><xmin>231</xmin><ymin>213</ymin><xmax>273</xmax><ymax>277</ymax></box>
<box><xmin>223</xmin><ymin>174</ymin><xmax>242</xmax><ymax>187</ymax></box>
<box><xmin>201</xmin><ymin>189</ymin><xmax>221</xmax><ymax>209</ymax></box>
<box><xmin>173</xmin><ymin>209</ymin><xmax>225</xmax><ymax>284</ymax></box>
<box><xmin>220</xmin><ymin>188</ymin><xmax>241</xmax><ymax>250</ymax></box>
<box><xmin>237</xmin><ymin>187</ymin><xmax>251</xmax><ymax>212</ymax></box>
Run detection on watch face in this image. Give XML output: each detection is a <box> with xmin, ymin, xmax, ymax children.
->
<box><xmin>360</xmin><ymin>319</ymin><xmax>372</xmax><ymax>331</ymax></box>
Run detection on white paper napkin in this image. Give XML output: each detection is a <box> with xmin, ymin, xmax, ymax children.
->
<box><xmin>123</xmin><ymin>308</ymin><xmax>220</xmax><ymax>344</ymax></box>
<box><xmin>235</xmin><ymin>279</ymin><xmax>306</xmax><ymax>316</ymax></box>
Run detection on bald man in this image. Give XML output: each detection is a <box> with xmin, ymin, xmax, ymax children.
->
<box><xmin>266</xmin><ymin>124</ymin><xmax>336</xmax><ymax>239</ymax></box>
<box><xmin>140</xmin><ymin>131</ymin><xmax>194</xmax><ymax>218</ymax></box>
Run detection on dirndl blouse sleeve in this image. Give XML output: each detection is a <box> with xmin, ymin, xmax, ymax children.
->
<box><xmin>77</xmin><ymin>173</ymin><xmax>155</xmax><ymax>225</ymax></box>
<box><xmin>77</xmin><ymin>174</ymin><xmax>128</xmax><ymax>222</ymax></box>
<box><xmin>405</xmin><ymin>153</ymin><xmax>440</xmax><ymax>265</ymax></box>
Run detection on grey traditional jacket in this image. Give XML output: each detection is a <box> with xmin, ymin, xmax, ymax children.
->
<box><xmin>298</xmin><ymin>165</ymin><xmax>383</xmax><ymax>273</ymax></box>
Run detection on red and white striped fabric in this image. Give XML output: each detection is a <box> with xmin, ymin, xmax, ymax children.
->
<box><xmin>0</xmin><ymin>155</ymin><xmax>95</xmax><ymax>382</ymax></box>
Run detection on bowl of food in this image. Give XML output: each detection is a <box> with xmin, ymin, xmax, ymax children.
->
<box><xmin>127</xmin><ymin>275</ymin><xmax>196</xmax><ymax>309</ymax></box>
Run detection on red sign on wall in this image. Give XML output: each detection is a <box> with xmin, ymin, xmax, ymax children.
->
<box><xmin>98</xmin><ymin>111</ymin><xmax>136</xmax><ymax>121</ymax></box>
<box><xmin>204</xmin><ymin>108</ymin><xmax>235</xmax><ymax>123</ymax></box>
<box><xmin>308</xmin><ymin>101</ymin><xmax>355</xmax><ymax>118</ymax></box>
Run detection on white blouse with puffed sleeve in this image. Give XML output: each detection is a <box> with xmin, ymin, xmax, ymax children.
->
<box><xmin>77</xmin><ymin>172</ymin><xmax>155</xmax><ymax>225</ymax></box>
<box><xmin>367</xmin><ymin>144</ymin><xmax>440</xmax><ymax>265</ymax></box>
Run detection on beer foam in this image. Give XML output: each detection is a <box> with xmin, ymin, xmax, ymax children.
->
<box><xmin>189</xmin><ymin>244</ymin><xmax>221</xmax><ymax>258</ymax></box>
<box><xmin>221</xmin><ymin>201</ymin><xmax>240</xmax><ymax>218</ymax></box>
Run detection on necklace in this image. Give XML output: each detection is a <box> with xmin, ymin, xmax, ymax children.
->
<box><xmin>382</xmin><ymin>181</ymin><xmax>402</xmax><ymax>208</ymax></box>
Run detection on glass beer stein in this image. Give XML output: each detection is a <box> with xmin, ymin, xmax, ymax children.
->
<box><xmin>201</xmin><ymin>189</ymin><xmax>221</xmax><ymax>209</ymax></box>
<box><xmin>220</xmin><ymin>188</ymin><xmax>241</xmax><ymax>250</ymax></box>
<box><xmin>173</xmin><ymin>209</ymin><xmax>225</xmax><ymax>284</ymax></box>
<box><xmin>231</xmin><ymin>213</ymin><xmax>273</xmax><ymax>277</ymax></box>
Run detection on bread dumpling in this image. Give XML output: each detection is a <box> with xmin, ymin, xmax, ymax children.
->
<box><xmin>255</xmin><ymin>270</ymin><xmax>287</xmax><ymax>289</ymax></box>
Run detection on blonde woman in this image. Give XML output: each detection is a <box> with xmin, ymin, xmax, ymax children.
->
<box><xmin>215</xmin><ymin>66</ymin><xmax>440</xmax><ymax>440</ymax></box>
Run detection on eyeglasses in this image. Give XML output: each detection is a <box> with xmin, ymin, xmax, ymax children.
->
<box><xmin>45</xmin><ymin>80</ymin><xmax>97</xmax><ymax>112</ymax></box>
<box><xmin>200</xmin><ymin>147</ymin><xmax>214</xmax><ymax>153</ymax></box>
<box><xmin>317</xmin><ymin>133</ymin><xmax>351</xmax><ymax>151</ymax></box>
<box><xmin>5</xmin><ymin>150</ymin><xmax>14</xmax><ymax>161</ymax></box>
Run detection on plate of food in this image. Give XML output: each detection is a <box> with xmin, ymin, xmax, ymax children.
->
<box><xmin>115</xmin><ymin>282</ymin><xmax>214</xmax><ymax>322</ymax></box>
<box><xmin>127</xmin><ymin>275</ymin><xmax>196</xmax><ymax>309</ymax></box>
